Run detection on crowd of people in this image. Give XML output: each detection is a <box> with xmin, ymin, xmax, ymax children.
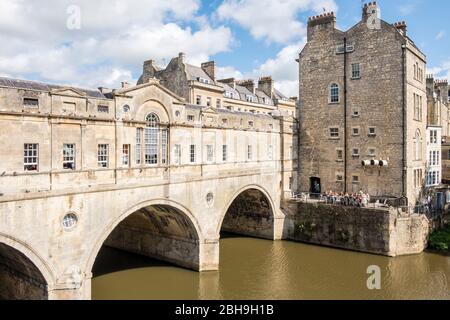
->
<box><xmin>323</xmin><ymin>191</ymin><xmax>371</xmax><ymax>207</ymax></box>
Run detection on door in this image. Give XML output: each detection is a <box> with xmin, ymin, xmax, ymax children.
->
<box><xmin>310</xmin><ymin>177</ymin><xmax>321</xmax><ymax>195</ymax></box>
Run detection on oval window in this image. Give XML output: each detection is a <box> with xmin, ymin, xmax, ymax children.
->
<box><xmin>62</xmin><ymin>213</ymin><xmax>78</xmax><ymax>230</ymax></box>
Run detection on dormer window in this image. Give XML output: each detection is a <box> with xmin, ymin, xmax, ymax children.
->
<box><xmin>246</xmin><ymin>95</ymin><xmax>255</xmax><ymax>103</ymax></box>
<box><xmin>187</xmin><ymin>115</ymin><xmax>195</xmax><ymax>122</ymax></box>
<box><xmin>197</xmin><ymin>77</ymin><xmax>211</xmax><ymax>84</ymax></box>
<box><xmin>225</xmin><ymin>91</ymin><xmax>234</xmax><ymax>99</ymax></box>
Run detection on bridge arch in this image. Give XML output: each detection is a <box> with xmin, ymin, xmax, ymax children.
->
<box><xmin>86</xmin><ymin>199</ymin><xmax>203</xmax><ymax>276</ymax></box>
<box><xmin>216</xmin><ymin>185</ymin><xmax>277</xmax><ymax>239</ymax></box>
<box><xmin>0</xmin><ymin>234</ymin><xmax>55</xmax><ymax>300</ymax></box>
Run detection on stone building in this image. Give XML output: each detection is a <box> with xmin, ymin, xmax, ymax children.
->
<box><xmin>298</xmin><ymin>2</ymin><xmax>427</xmax><ymax>205</ymax></box>
<box><xmin>427</xmin><ymin>77</ymin><xmax>450</xmax><ymax>184</ymax></box>
<box><xmin>0</xmin><ymin>75</ymin><xmax>296</xmax><ymax>199</ymax></box>
<box><xmin>137</xmin><ymin>53</ymin><xmax>298</xmax><ymax>195</ymax></box>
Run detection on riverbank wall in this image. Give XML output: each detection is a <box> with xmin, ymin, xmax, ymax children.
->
<box><xmin>282</xmin><ymin>201</ymin><xmax>430</xmax><ymax>257</ymax></box>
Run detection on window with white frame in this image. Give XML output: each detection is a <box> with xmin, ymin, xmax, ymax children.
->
<box><xmin>190</xmin><ymin>145</ymin><xmax>196</xmax><ymax>163</ymax></box>
<box><xmin>136</xmin><ymin>128</ymin><xmax>142</xmax><ymax>165</ymax></box>
<box><xmin>24</xmin><ymin>144</ymin><xmax>39</xmax><ymax>171</ymax></box>
<box><xmin>161</xmin><ymin>129</ymin><xmax>168</xmax><ymax>165</ymax></box>
<box><xmin>187</xmin><ymin>115</ymin><xmax>195</xmax><ymax>122</ymax></box>
<box><xmin>351</xmin><ymin>63</ymin><xmax>360</xmax><ymax>79</ymax></box>
<box><xmin>368</xmin><ymin>127</ymin><xmax>377</xmax><ymax>136</ymax></box>
<box><xmin>174</xmin><ymin>144</ymin><xmax>181</xmax><ymax>165</ymax></box>
<box><xmin>414</xmin><ymin>93</ymin><xmax>423</xmax><ymax>121</ymax></box>
<box><xmin>368</xmin><ymin>148</ymin><xmax>376</xmax><ymax>157</ymax></box>
<box><xmin>207</xmin><ymin>145</ymin><xmax>214</xmax><ymax>162</ymax></box>
<box><xmin>414</xmin><ymin>130</ymin><xmax>422</xmax><ymax>161</ymax></box>
<box><xmin>63</xmin><ymin>144</ymin><xmax>75</xmax><ymax>170</ymax></box>
<box><xmin>122</xmin><ymin>144</ymin><xmax>130</xmax><ymax>166</ymax></box>
<box><xmin>330</xmin><ymin>84</ymin><xmax>339</xmax><ymax>103</ymax></box>
<box><xmin>145</xmin><ymin>113</ymin><xmax>159</xmax><ymax>165</ymax></box>
<box><xmin>206</xmin><ymin>97</ymin><xmax>212</xmax><ymax>107</ymax></box>
<box><xmin>430</xmin><ymin>130</ymin><xmax>438</xmax><ymax>144</ymax></box>
<box><xmin>196</xmin><ymin>95</ymin><xmax>202</xmax><ymax>105</ymax></box>
<box><xmin>329</xmin><ymin>127</ymin><xmax>340</xmax><ymax>138</ymax></box>
<box><xmin>246</xmin><ymin>95</ymin><xmax>255</xmax><ymax>103</ymax></box>
<box><xmin>352</xmin><ymin>127</ymin><xmax>360</xmax><ymax>136</ymax></box>
<box><xmin>336</xmin><ymin>149</ymin><xmax>343</xmax><ymax>161</ymax></box>
<box><xmin>352</xmin><ymin>148</ymin><xmax>360</xmax><ymax>157</ymax></box>
<box><xmin>336</xmin><ymin>174</ymin><xmax>344</xmax><ymax>182</ymax></box>
<box><xmin>98</xmin><ymin>144</ymin><xmax>109</xmax><ymax>168</ymax></box>
<box><xmin>352</xmin><ymin>175</ymin><xmax>360</xmax><ymax>183</ymax></box>
<box><xmin>222</xmin><ymin>145</ymin><xmax>227</xmax><ymax>162</ymax></box>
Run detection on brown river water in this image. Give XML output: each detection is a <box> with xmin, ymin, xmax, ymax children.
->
<box><xmin>92</xmin><ymin>235</ymin><xmax>450</xmax><ymax>300</ymax></box>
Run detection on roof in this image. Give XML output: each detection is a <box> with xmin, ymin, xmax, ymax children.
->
<box><xmin>185</xmin><ymin>64</ymin><xmax>214</xmax><ymax>83</ymax></box>
<box><xmin>0</xmin><ymin>77</ymin><xmax>107</xmax><ymax>99</ymax></box>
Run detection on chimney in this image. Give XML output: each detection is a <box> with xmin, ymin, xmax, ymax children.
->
<box><xmin>362</xmin><ymin>2</ymin><xmax>380</xmax><ymax>21</ymax></box>
<box><xmin>393</xmin><ymin>21</ymin><xmax>407</xmax><ymax>36</ymax></box>
<box><xmin>178</xmin><ymin>52</ymin><xmax>186</xmax><ymax>66</ymax></box>
<box><xmin>435</xmin><ymin>79</ymin><xmax>449</xmax><ymax>102</ymax></box>
<box><xmin>258</xmin><ymin>76</ymin><xmax>274</xmax><ymax>99</ymax></box>
<box><xmin>218</xmin><ymin>78</ymin><xmax>236</xmax><ymax>90</ymax></box>
<box><xmin>307</xmin><ymin>12</ymin><xmax>336</xmax><ymax>41</ymax></box>
<box><xmin>237</xmin><ymin>79</ymin><xmax>255</xmax><ymax>94</ymax></box>
<box><xmin>201</xmin><ymin>61</ymin><xmax>216</xmax><ymax>82</ymax></box>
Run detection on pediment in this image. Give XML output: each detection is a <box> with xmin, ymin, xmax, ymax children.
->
<box><xmin>201</xmin><ymin>106</ymin><xmax>218</xmax><ymax>115</ymax></box>
<box><xmin>116</xmin><ymin>80</ymin><xmax>185</xmax><ymax>104</ymax></box>
<box><xmin>51</xmin><ymin>87</ymin><xmax>87</xmax><ymax>97</ymax></box>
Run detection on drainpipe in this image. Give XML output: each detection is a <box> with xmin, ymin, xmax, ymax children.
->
<box><xmin>344</xmin><ymin>37</ymin><xmax>348</xmax><ymax>193</ymax></box>
<box><xmin>402</xmin><ymin>44</ymin><xmax>407</xmax><ymax>200</ymax></box>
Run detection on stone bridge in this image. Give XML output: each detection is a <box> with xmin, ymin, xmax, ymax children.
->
<box><xmin>0</xmin><ymin>167</ymin><xmax>287</xmax><ymax>300</ymax></box>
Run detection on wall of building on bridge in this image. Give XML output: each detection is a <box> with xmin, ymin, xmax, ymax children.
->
<box><xmin>0</xmin><ymin>78</ymin><xmax>297</xmax><ymax>198</ymax></box>
<box><xmin>0</xmin><ymin>76</ymin><xmax>295</xmax><ymax>300</ymax></box>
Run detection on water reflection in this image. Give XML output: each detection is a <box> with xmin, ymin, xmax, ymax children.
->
<box><xmin>92</xmin><ymin>236</ymin><xmax>450</xmax><ymax>300</ymax></box>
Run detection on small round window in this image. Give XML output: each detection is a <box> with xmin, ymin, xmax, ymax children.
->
<box><xmin>62</xmin><ymin>213</ymin><xmax>78</xmax><ymax>230</ymax></box>
<box><xmin>123</xmin><ymin>105</ymin><xmax>130</xmax><ymax>113</ymax></box>
<box><xmin>175</xmin><ymin>111</ymin><xmax>181</xmax><ymax>117</ymax></box>
<box><xmin>206</xmin><ymin>192</ymin><xmax>214</xmax><ymax>205</ymax></box>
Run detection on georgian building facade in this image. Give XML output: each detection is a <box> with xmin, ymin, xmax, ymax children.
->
<box><xmin>0</xmin><ymin>75</ymin><xmax>296</xmax><ymax>199</ymax></box>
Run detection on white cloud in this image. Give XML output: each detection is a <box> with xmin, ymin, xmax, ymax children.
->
<box><xmin>216</xmin><ymin>66</ymin><xmax>244</xmax><ymax>80</ymax></box>
<box><xmin>436</xmin><ymin>30</ymin><xmax>446</xmax><ymax>40</ymax></box>
<box><xmin>216</xmin><ymin>0</ymin><xmax>337</xmax><ymax>44</ymax></box>
<box><xmin>0</xmin><ymin>0</ymin><xmax>233</xmax><ymax>89</ymax></box>
<box><xmin>429</xmin><ymin>59</ymin><xmax>450</xmax><ymax>81</ymax></box>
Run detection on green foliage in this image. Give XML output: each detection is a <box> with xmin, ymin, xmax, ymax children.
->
<box><xmin>428</xmin><ymin>224</ymin><xmax>450</xmax><ymax>252</ymax></box>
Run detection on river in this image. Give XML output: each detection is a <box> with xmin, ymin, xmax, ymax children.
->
<box><xmin>92</xmin><ymin>235</ymin><xmax>450</xmax><ymax>300</ymax></box>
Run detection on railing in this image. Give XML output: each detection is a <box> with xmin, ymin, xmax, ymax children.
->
<box><xmin>291</xmin><ymin>192</ymin><xmax>446</xmax><ymax>218</ymax></box>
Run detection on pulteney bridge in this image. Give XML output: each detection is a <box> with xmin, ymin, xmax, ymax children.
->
<box><xmin>0</xmin><ymin>79</ymin><xmax>296</xmax><ymax>300</ymax></box>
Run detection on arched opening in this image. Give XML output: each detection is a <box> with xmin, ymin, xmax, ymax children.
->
<box><xmin>92</xmin><ymin>203</ymin><xmax>201</xmax><ymax>278</ymax></box>
<box><xmin>0</xmin><ymin>243</ymin><xmax>48</xmax><ymax>300</ymax></box>
<box><xmin>220</xmin><ymin>188</ymin><xmax>275</xmax><ymax>240</ymax></box>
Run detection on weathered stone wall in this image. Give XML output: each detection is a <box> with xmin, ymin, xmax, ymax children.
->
<box><xmin>0</xmin><ymin>265</ymin><xmax>47</xmax><ymax>300</ymax></box>
<box><xmin>285</xmin><ymin>202</ymin><xmax>430</xmax><ymax>257</ymax></box>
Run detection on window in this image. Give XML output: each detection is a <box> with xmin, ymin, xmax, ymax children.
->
<box><xmin>352</xmin><ymin>175</ymin><xmax>360</xmax><ymax>183</ymax></box>
<box><xmin>337</xmin><ymin>149</ymin><xmax>343</xmax><ymax>161</ymax></box>
<box><xmin>123</xmin><ymin>105</ymin><xmax>130</xmax><ymax>113</ymax></box>
<box><xmin>98</xmin><ymin>105</ymin><xmax>109</xmax><ymax>113</ymax></box>
<box><xmin>336</xmin><ymin>174</ymin><xmax>344</xmax><ymax>182</ymax></box>
<box><xmin>174</xmin><ymin>144</ymin><xmax>181</xmax><ymax>165</ymax></box>
<box><xmin>145</xmin><ymin>113</ymin><xmax>159</xmax><ymax>165</ymax></box>
<box><xmin>24</xmin><ymin>144</ymin><xmax>38</xmax><ymax>171</ymax></box>
<box><xmin>216</xmin><ymin>99</ymin><xmax>221</xmax><ymax>108</ymax></box>
<box><xmin>351</xmin><ymin>63</ymin><xmax>360</xmax><ymax>79</ymax></box>
<box><xmin>289</xmin><ymin>177</ymin><xmax>293</xmax><ymax>190</ymax></box>
<box><xmin>62</xmin><ymin>213</ymin><xmax>78</xmax><ymax>230</ymax></box>
<box><xmin>352</xmin><ymin>108</ymin><xmax>360</xmax><ymax>117</ymax></box>
<box><xmin>222</xmin><ymin>118</ymin><xmax>228</xmax><ymax>125</ymax></box>
<box><xmin>414</xmin><ymin>169</ymin><xmax>423</xmax><ymax>188</ymax></box>
<box><xmin>329</xmin><ymin>127</ymin><xmax>340</xmax><ymax>138</ymax></box>
<box><xmin>247</xmin><ymin>145</ymin><xmax>253</xmax><ymax>161</ymax></box>
<box><xmin>206</xmin><ymin>97</ymin><xmax>212</xmax><ymax>107</ymax></box>
<box><xmin>368</xmin><ymin>148</ymin><xmax>376</xmax><ymax>157</ymax></box>
<box><xmin>248</xmin><ymin>121</ymin><xmax>254</xmax><ymax>127</ymax></box>
<box><xmin>23</xmin><ymin>98</ymin><xmax>39</xmax><ymax>107</ymax></box>
<box><xmin>269</xmin><ymin>124</ymin><xmax>273</xmax><ymax>130</ymax></box>
<box><xmin>430</xmin><ymin>130</ymin><xmax>438</xmax><ymax>144</ymax></box>
<box><xmin>352</xmin><ymin>148</ymin><xmax>360</xmax><ymax>157</ymax></box>
<box><xmin>246</xmin><ymin>95</ymin><xmax>255</xmax><ymax>103</ymax></box>
<box><xmin>222</xmin><ymin>145</ymin><xmax>228</xmax><ymax>162</ymax></box>
<box><xmin>414</xmin><ymin>93</ymin><xmax>423</xmax><ymax>121</ymax></box>
<box><xmin>122</xmin><ymin>144</ymin><xmax>130</xmax><ymax>166</ymax></box>
<box><xmin>161</xmin><ymin>129</ymin><xmax>168</xmax><ymax>165</ymax></box>
<box><xmin>330</xmin><ymin>84</ymin><xmax>339</xmax><ymax>103</ymax></box>
<box><xmin>136</xmin><ymin>128</ymin><xmax>142</xmax><ymax>165</ymax></box>
<box><xmin>196</xmin><ymin>95</ymin><xmax>202</xmax><ymax>105</ymax></box>
<box><xmin>268</xmin><ymin>145</ymin><xmax>273</xmax><ymax>160</ymax></box>
<box><xmin>63</xmin><ymin>144</ymin><xmax>75</xmax><ymax>170</ymax></box>
<box><xmin>352</xmin><ymin>127</ymin><xmax>360</xmax><ymax>136</ymax></box>
<box><xmin>225</xmin><ymin>91</ymin><xmax>234</xmax><ymax>99</ymax></box>
<box><xmin>414</xmin><ymin>130</ymin><xmax>422</xmax><ymax>161</ymax></box>
<box><xmin>190</xmin><ymin>145</ymin><xmax>196</xmax><ymax>163</ymax></box>
<box><xmin>368</xmin><ymin>127</ymin><xmax>376</xmax><ymax>136</ymax></box>
<box><xmin>187</xmin><ymin>115</ymin><xmax>195</xmax><ymax>122</ymax></box>
<box><xmin>98</xmin><ymin>144</ymin><xmax>109</xmax><ymax>168</ymax></box>
<box><xmin>207</xmin><ymin>145</ymin><xmax>214</xmax><ymax>162</ymax></box>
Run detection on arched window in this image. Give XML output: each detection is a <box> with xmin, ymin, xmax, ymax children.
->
<box><xmin>330</xmin><ymin>83</ymin><xmax>339</xmax><ymax>103</ymax></box>
<box><xmin>414</xmin><ymin>130</ymin><xmax>422</xmax><ymax>161</ymax></box>
<box><xmin>144</xmin><ymin>113</ymin><xmax>160</xmax><ymax>165</ymax></box>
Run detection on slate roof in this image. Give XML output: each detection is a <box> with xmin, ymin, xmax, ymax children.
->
<box><xmin>0</xmin><ymin>77</ymin><xmax>107</xmax><ymax>99</ymax></box>
<box><xmin>185</xmin><ymin>64</ymin><xmax>214</xmax><ymax>82</ymax></box>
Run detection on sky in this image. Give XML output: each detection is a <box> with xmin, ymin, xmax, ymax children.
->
<box><xmin>0</xmin><ymin>0</ymin><xmax>449</xmax><ymax>97</ymax></box>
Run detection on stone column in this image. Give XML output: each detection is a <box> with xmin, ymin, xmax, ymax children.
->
<box><xmin>199</xmin><ymin>239</ymin><xmax>219</xmax><ymax>271</ymax></box>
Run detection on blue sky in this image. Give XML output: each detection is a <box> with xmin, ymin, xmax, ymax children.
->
<box><xmin>0</xmin><ymin>0</ymin><xmax>449</xmax><ymax>97</ymax></box>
